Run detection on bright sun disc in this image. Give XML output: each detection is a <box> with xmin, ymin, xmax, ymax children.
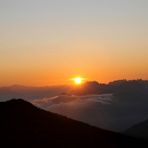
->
<box><xmin>72</xmin><ymin>77</ymin><xmax>84</xmax><ymax>85</ymax></box>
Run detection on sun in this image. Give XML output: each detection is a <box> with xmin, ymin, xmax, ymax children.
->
<box><xmin>72</xmin><ymin>77</ymin><xmax>84</xmax><ymax>85</ymax></box>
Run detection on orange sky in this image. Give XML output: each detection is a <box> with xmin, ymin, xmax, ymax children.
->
<box><xmin>0</xmin><ymin>0</ymin><xmax>148</xmax><ymax>86</ymax></box>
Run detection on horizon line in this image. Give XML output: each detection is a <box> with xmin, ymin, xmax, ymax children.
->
<box><xmin>0</xmin><ymin>78</ymin><xmax>147</xmax><ymax>88</ymax></box>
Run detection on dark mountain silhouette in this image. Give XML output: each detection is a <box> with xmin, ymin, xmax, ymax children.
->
<box><xmin>0</xmin><ymin>99</ymin><xmax>148</xmax><ymax>147</ymax></box>
<box><xmin>69</xmin><ymin>79</ymin><xmax>148</xmax><ymax>98</ymax></box>
<box><xmin>125</xmin><ymin>119</ymin><xmax>148</xmax><ymax>139</ymax></box>
<box><xmin>108</xmin><ymin>80</ymin><xmax>148</xmax><ymax>101</ymax></box>
<box><xmin>69</xmin><ymin>81</ymin><xmax>104</xmax><ymax>95</ymax></box>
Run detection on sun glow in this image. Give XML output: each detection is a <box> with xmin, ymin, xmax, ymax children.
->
<box><xmin>72</xmin><ymin>77</ymin><xmax>84</xmax><ymax>85</ymax></box>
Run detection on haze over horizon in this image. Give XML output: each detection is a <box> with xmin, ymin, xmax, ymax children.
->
<box><xmin>0</xmin><ymin>78</ymin><xmax>147</xmax><ymax>87</ymax></box>
<box><xmin>1</xmin><ymin>0</ymin><xmax>148</xmax><ymax>86</ymax></box>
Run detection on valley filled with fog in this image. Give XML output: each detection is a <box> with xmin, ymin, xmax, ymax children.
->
<box><xmin>32</xmin><ymin>93</ymin><xmax>148</xmax><ymax>132</ymax></box>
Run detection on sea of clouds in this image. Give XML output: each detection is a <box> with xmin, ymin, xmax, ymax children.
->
<box><xmin>32</xmin><ymin>94</ymin><xmax>148</xmax><ymax>132</ymax></box>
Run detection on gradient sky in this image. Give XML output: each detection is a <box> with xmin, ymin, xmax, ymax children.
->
<box><xmin>0</xmin><ymin>0</ymin><xmax>148</xmax><ymax>86</ymax></box>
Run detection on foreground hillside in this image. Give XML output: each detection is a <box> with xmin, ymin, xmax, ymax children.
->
<box><xmin>125</xmin><ymin>119</ymin><xmax>148</xmax><ymax>139</ymax></box>
<box><xmin>0</xmin><ymin>99</ymin><xmax>147</xmax><ymax>148</ymax></box>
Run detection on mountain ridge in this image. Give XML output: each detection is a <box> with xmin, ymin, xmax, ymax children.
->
<box><xmin>0</xmin><ymin>99</ymin><xmax>148</xmax><ymax>147</ymax></box>
<box><xmin>125</xmin><ymin>119</ymin><xmax>148</xmax><ymax>139</ymax></box>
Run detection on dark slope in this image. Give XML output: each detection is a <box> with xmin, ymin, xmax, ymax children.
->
<box><xmin>0</xmin><ymin>99</ymin><xmax>147</xmax><ymax>148</ymax></box>
<box><xmin>125</xmin><ymin>119</ymin><xmax>148</xmax><ymax>139</ymax></box>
